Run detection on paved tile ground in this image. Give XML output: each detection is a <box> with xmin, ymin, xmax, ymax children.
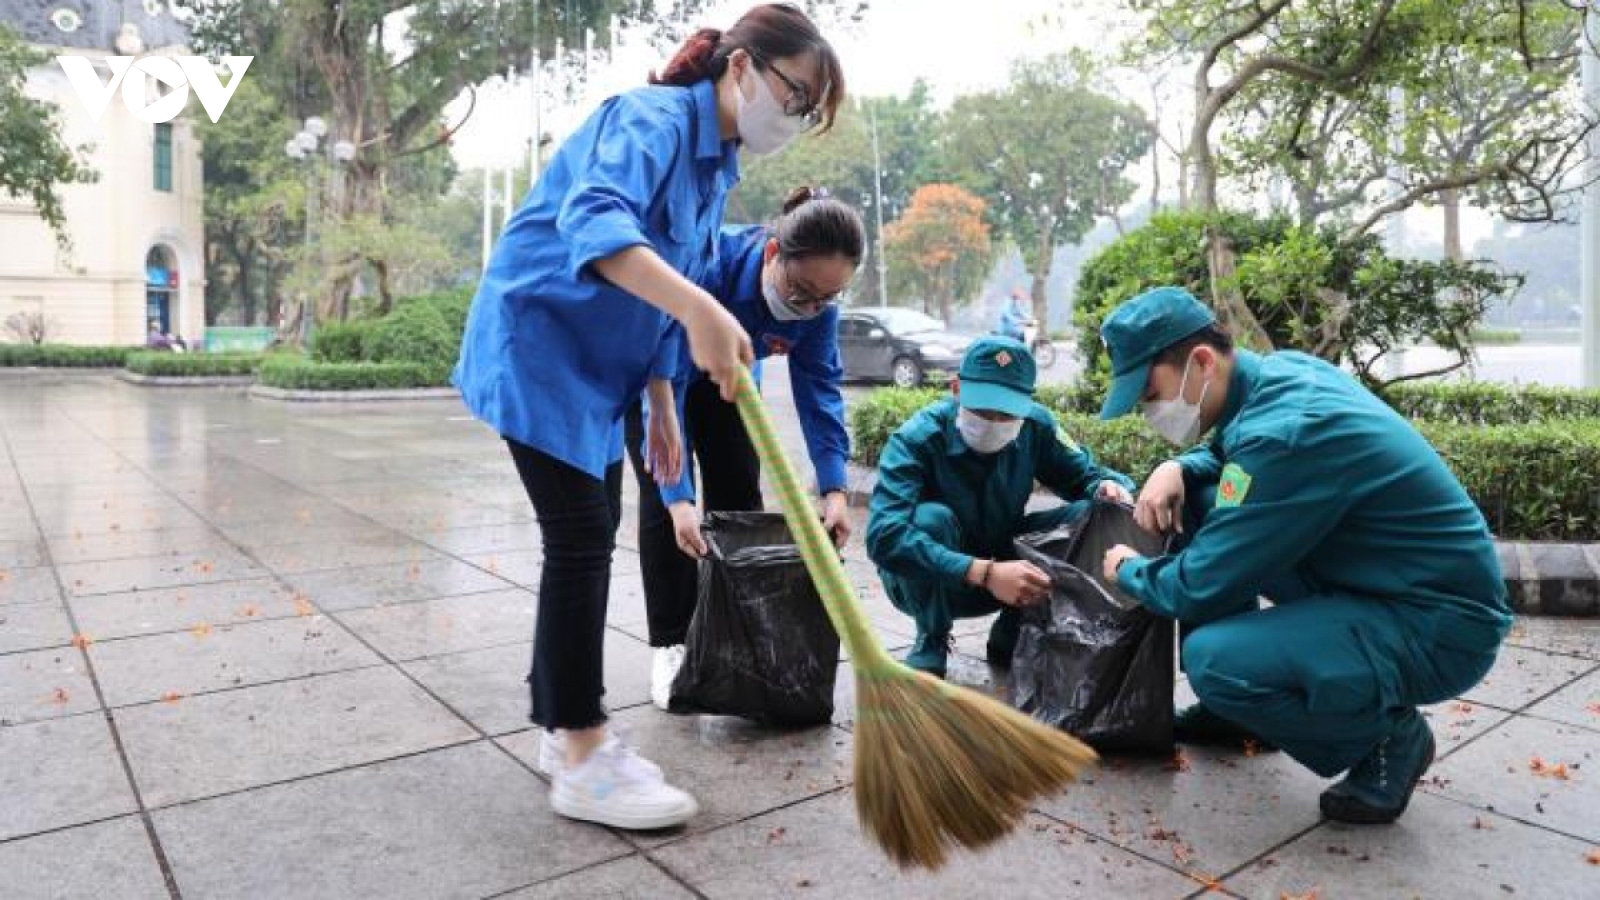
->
<box><xmin>2</xmin><ymin>368</ymin><xmax>1599</xmax><ymax>900</ymax></box>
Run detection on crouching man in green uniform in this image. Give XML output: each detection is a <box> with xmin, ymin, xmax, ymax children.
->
<box><xmin>1098</xmin><ymin>287</ymin><xmax>1511</xmax><ymax>824</ymax></box>
<box><xmin>865</xmin><ymin>337</ymin><xmax>1136</xmax><ymax>678</ymax></box>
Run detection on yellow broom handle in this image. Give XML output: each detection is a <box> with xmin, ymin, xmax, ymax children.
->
<box><xmin>732</xmin><ymin>367</ymin><xmax>894</xmax><ymax>671</ymax></box>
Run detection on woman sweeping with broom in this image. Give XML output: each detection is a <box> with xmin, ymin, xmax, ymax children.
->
<box><xmin>453</xmin><ymin>4</ymin><xmax>845</xmax><ymax>830</ymax></box>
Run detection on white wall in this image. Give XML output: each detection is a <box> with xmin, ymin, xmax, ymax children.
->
<box><xmin>0</xmin><ymin>47</ymin><xmax>206</xmax><ymax>346</ymax></box>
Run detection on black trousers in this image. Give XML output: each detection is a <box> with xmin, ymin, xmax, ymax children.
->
<box><xmin>506</xmin><ymin>438</ymin><xmax>622</xmax><ymax>730</ymax></box>
<box><xmin>623</xmin><ymin>378</ymin><xmax>762</xmax><ymax>646</ymax></box>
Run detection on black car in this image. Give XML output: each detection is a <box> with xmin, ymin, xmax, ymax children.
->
<box><xmin>837</xmin><ymin>306</ymin><xmax>973</xmax><ymax>388</ymax></box>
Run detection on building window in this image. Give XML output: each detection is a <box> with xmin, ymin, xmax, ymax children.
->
<box><xmin>154</xmin><ymin>124</ymin><xmax>173</xmax><ymax>192</ymax></box>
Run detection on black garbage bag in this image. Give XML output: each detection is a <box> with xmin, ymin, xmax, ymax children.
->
<box><xmin>668</xmin><ymin>511</ymin><xmax>840</xmax><ymax>726</ymax></box>
<box><xmin>1010</xmin><ymin>501</ymin><xmax>1175</xmax><ymax>753</ymax></box>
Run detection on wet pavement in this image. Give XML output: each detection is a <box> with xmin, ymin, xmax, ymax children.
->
<box><xmin>2</xmin><ymin>370</ymin><xmax>1598</xmax><ymax>899</ymax></box>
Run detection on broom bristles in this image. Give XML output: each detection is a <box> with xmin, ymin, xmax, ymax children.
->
<box><xmin>728</xmin><ymin>367</ymin><xmax>1096</xmax><ymax>871</ymax></box>
<box><xmin>854</xmin><ymin>669</ymin><xmax>1098</xmax><ymax>870</ymax></box>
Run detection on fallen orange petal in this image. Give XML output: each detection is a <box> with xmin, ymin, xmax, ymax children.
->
<box><xmin>191</xmin><ymin>624</ymin><xmax>212</xmax><ymax>638</ymax></box>
<box><xmin>70</xmin><ymin>633</ymin><xmax>94</xmax><ymax>648</ymax></box>
<box><xmin>1586</xmin><ymin>849</ymin><xmax>1600</xmax><ymax>865</ymax></box>
<box><xmin>240</xmin><ymin>605</ymin><xmax>259</xmax><ymax>617</ymax></box>
<box><xmin>1167</xmin><ymin>750</ymin><xmax>1193</xmax><ymax>773</ymax></box>
<box><xmin>1281</xmin><ymin>891</ymin><xmax>1320</xmax><ymax>900</ymax></box>
<box><xmin>50</xmin><ymin>687</ymin><xmax>70</xmax><ymax>705</ymax></box>
<box><xmin>161</xmin><ymin>692</ymin><xmax>183</xmax><ymax>704</ymax></box>
<box><xmin>292</xmin><ymin>593</ymin><xmax>315</xmax><ymax>616</ymax></box>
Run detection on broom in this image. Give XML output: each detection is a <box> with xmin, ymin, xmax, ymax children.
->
<box><xmin>729</xmin><ymin>366</ymin><xmax>1097</xmax><ymax>870</ymax></box>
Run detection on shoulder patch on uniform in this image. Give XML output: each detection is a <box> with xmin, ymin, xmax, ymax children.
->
<box><xmin>1217</xmin><ymin>463</ymin><xmax>1252</xmax><ymax>508</ymax></box>
<box><xmin>1055</xmin><ymin>425</ymin><xmax>1080</xmax><ymax>452</ymax></box>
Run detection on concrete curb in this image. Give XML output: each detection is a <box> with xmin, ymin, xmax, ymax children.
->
<box><xmin>117</xmin><ymin>372</ymin><xmax>257</xmax><ymax>388</ymax></box>
<box><xmin>844</xmin><ymin>462</ymin><xmax>1599</xmax><ymax>617</ymax></box>
<box><xmin>248</xmin><ymin>384</ymin><xmax>460</xmax><ymax>403</ymax></box>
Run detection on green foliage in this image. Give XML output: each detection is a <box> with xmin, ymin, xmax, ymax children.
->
<box><xmin>848</xmin><ymin>387</ymin><xmax>942</xmax><ymax>464</ymax></box>
<box><xmin>849</xmin><ymin>384</ymin><xmax>1600</xmax><ymax>541</ymax></box>
<box><xmin>1469</xmin><ymin>327</ymin><xmax>1521</xmax><ymax>345</ymax></box>
<box><xmin>0</xmin><ymin>345</ymin><xmax>133</xmax><ymax>368</ymax></box>
<box><xmin>356</xmin><ymin>288</ymin><xmax>470</xmax><ymax>385</ymax></box>
<box><xmin>1072</xmin><ymin>211</ymin><xmax>1520</xmax><ymax>391</ymax></box>
<box><xmin>1382</xmin><ymin>383</ymin><xmax>1600</xmax><ymax>425</ymax></box>
<box><xmin>258</xmin><ymin>356</ymin><xmax>437</xmax><ymax>391</ymax></box>
<box><xmin>310</xmin><ymin>320</ymin><xmax>373</xmax><ymax>363</ymax></box>
<box><xmin>124</xmin><ymin>353</ymin><xmax>262</xmax><ymax>377</ymax></box>
<box><xmin>0</xmin><ymin>24</ymin><xmax>97</xmax><ymax>250</ymax></box>
<box><xmin>941</xmin><ymin>54</ymin><xmax>1150</xmax><ymax>315</ymax></box>
<box><xmin>1422</xmin><ymin>420</ymin><xmax>1600</xmax><ymax>542</ymax></box>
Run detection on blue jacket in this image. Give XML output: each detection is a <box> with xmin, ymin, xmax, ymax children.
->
<box><xmin>453</xmin><ymin>79</ymin><xmax>740</xmax><ymax>479</ymax></box>
<box><xmin>866</xmin><ymin>398</ymin><xmax>1135</xmax><ymax>587</ymax></box>
<box><xmin>655</xmin><ymin>225</ymin><xmax>850</xmax><ymax>506</ymax></box>
<box><xmin>1118</xmin><ymin>350</ymin><xmax>1512</xmax><ymax>653</ymax></box>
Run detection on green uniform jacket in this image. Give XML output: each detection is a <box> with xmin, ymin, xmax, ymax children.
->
<box><xmin>1119</xmin><ymin>350</ymin><xmax>1512</xmax><ymax>653</ymax></box>
<box><xmin>866</xmin><ymin>397</ymin><xmax>1135</xmax><ymax>588</ymax></box>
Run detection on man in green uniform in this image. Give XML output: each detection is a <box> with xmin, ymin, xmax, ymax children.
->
<box><xmin>865</xmin><ymin>337</ymin><xmax>1135</xmax><ymax>678</ymax></box>
<box><xmin>1098</xmin><ymin>286</ymin><xmax>1511</xmax><ymax>824</ymax></box>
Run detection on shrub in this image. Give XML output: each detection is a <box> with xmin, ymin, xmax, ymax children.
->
<box><xmin>0</xmin><ymin>344</ymin><xmax>135</xmax><ymax>367</ymax></box>
<box><xmin>1381</xmin><ymin>382</ymin><xmax>1600</xmax><ymax>425</ymax></box>
<box><xmin>125</xmin><ymin>352</ymin><xmax>261</xmax><ymax>377</ymax></box>
<box><xmin>1072</xmin><ymin>210</ymin><xmax>1519</xmax><ymax>392</ymax></box>
<box><xmin>310</xmin><ymin>320</ymin><xmax>372</xmax><ymax>364</ymax></box>
<box><xmin>849</xmin><ymin>385</ymin><xmax>1600</xmax><ymax>541</ymax></box>
<box><xmin>360</xmin><ymin>302</ymin><xmax>456</xmax><ymax>385</ymax></box>
<box><xmin>258</xmin><ymin>355</ymin><xmax>437</xmax><ymax>391</ymax></box>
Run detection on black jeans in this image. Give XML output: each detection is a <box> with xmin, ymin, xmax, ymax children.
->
<box><xmin>506</xmin><ymin>438</ymin><xmax>622</xmax><ymax>730</ymax></box>
<box><xmin>623</xmin><ymin>378</ymin><xmax>762</xmax><ymax>646</ymax></box>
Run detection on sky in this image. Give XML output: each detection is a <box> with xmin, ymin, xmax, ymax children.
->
<box><xmin>438</xmin><ymin>0</ymin><xmax>1484</xmax><ymax>248</ymax></box>
<box><xmin>444</xmin><ymin>0</ymin><xmax>1123</xmax><ymax>171</ymax></box>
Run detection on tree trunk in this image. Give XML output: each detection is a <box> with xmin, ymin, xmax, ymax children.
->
<box><xmin>1205</xmin><ymin>225</ymin><xmax>1274</xmax><ymax>350</ymax></box>
<box><xmin>1441</xmin><ymin>188</ymin><xmax>1464</xmax><ymax>262</ymax></box>
<box><xmin>1031</xmin><ymin>223</ymin><xmax>1055</xmax><ymax>330</ymax></box>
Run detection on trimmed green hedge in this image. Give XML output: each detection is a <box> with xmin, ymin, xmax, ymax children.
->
<box><xmin>1380</xmin><ymin>382</ymin><xmax>1600</xmax><ymax>425</ymax></box>
<box><xmin>125</xmin><ymin>352</ymin><xmax>262</xmax><ymax>377</ymax></box>
<box><xmin>310</xmin><ymin>321</ymin><xmax>372</xmax><ymax>364</ymax></box>
<box><xmin>0</xmin><ymin>344</ymin><xmax>135</xmax><ymax>368</ymax></box>
<box><xmin>849</xmin><ymin>386</ymin><xmax>1600</xmax><ymax>541</ymax></box>
<box><xmin>258</xmin><ymin>356</ymin><xmax>437</xmax><ymax>391</ymax></box>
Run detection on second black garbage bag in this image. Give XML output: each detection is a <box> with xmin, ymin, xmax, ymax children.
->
<box><xmin>668</xmin><ymin>511</ymin><xmax>840</xmax><ymax>726</ymax></box>
<box><xmin>1011</xmin><ymin>500</ymin><xmax>1175</xmax><ymax>753</ymax></box>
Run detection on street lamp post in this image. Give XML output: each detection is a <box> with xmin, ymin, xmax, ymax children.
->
<box><xmin>285</xmin><ymin>116</ymin><xmax>357</xmax><ymax>341</ymax></box>
<box><xmin>1582</xmin><ymin>7</ymin><xmax>1599</xmax><ymax>388</ymax></box>
<box><xmin>865</xmin><ymin>97</ymin><xmax>889</xmax><ymax>308</ymax></box>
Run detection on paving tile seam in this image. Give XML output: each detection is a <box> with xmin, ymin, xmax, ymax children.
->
<box><xmin>1</xmin><ymin>422</ymin><xmax>185</xmax><ymax>900</ymax></box>
<box><xmin>1418</xmin><ymin>785</ymin><xmax>1600</xmax><ymax>846</ymax></box>
<box><xmin>135</xmin><ymin>733</ymin><xmax>489</xmax><ymax>815</ymax></box>
<box><xmin>303</xmin><ymin>583</ymin><xmax>530</xmax><ymax>614</ymax></box>
<box><xmin>1489</xmin><ymin>659</ymin><xmax>1600</xmax><ymax>714</ymax></box>
<box><xmin>48</xmin><ymin>607</ymin><xmax>338</xmax><ymax>649</ymax></box>
<box><xmin>474</xmin><ymin>849</ymin><xmax>661</xmax><ymax>900</ymax></box>
<box><xmin>0</xmin><ymin>810</ymin><xmax>144</xmax><ymax>851</ymax></box>
<box><xmin>97</xmin><ymin>658</ymin><xmax>402</xmax><ymax>711</ymax></box>
<box><xmin>1024</xmin><ymin>797</ymin><xmax>1315</xmax><ymax>895</ymax></box>
<box><xmin>629</xmin><ymin>783</ymin><xmax>858</xmax><ymax>856</ymax></box>
<box><xmin>1503</xmin><ymin>639</ymin><xmax>1600</xmax><ymax>663</ymax></box>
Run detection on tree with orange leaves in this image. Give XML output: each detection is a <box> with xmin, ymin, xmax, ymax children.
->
<box><xmin>883</xmin><ymin>184</ymin><xmax>994</xmax><ymax>323</ymax></box>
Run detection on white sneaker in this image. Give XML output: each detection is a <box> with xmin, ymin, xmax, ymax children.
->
<box><xmin>650</xmin><ymin>645</ymin><xmax>686</xmax><ymax>711</ymax></box>
<box><xmin>550</xmin><ymin>736</ymin><xmax>698</xmax><ymax>829</ymax></box>
<box><xmin>538</xmin><ymin>727</ymin><xmax>660</xmax><ymax>779</ymax></box>
<box><xmin>537</xmin><ymin>729</ymin><xmax>565</xmax><ymax>776</ymax></box>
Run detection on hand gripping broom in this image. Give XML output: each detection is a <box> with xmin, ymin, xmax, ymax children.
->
<box><xmin>730</xmin><ymin>367</ymin><xmax>1098</xmax><ymax>870</ymax></box>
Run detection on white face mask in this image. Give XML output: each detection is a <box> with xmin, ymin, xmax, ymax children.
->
<box><xmin>1142</xmin><ymin>354</ymin><xmax>1211</xmax><ymax>446</ymax></box>
<box><xmin>762</xmin><ymin>272</ymin><xmax>815</xmax><ymax>321</ymax></box>
<box><xmin>957</xmin><ymin>407</ymin><xmax>1024</xmax><ymax>455</ymax></box>
<box><xmin>736</xmin><ymin>64</ymin><xmax>806</xmax><ymax>156</ymax></box>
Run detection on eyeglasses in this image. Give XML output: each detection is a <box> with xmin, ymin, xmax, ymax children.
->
<box><xmin>750</xmin><ymin>52</ymin><xmax>822</xmax><ymax>130</ymax></box>
<box><xmin>780</xmin><ymin>259</ymin><xmax>845</xmax><ymax>310</ymax></box>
